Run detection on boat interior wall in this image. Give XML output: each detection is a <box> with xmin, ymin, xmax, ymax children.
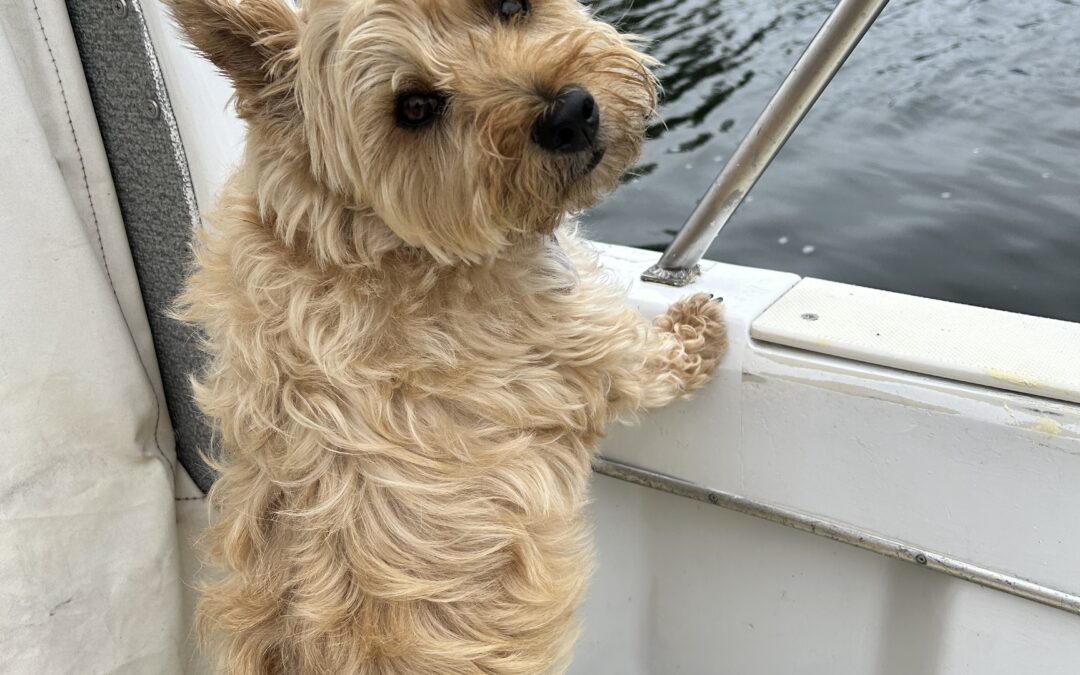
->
<box><xmin>575</xmin><ymin>473</ymin><xmax>1080</xmax><ymax>675</ymax></box>
<box><xmin>753</xmin><ymin>278</ymin><xmax>1080</xmax><ymax>405</ymax></box>
<box><xmin>598</xmin><ymin>243</ymin><xmax>1080</xmax><ymax>608</ymax></box>
<box><xmin>0</xmin><ymin>1</ymin><xmax>186</xmax><ymax>670</ymax></box>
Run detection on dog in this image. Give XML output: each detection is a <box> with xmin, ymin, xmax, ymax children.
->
<box><xmin>170</xmin><ymin>0</ymin><xmax>727</xmax><ymax>671</ymax></box>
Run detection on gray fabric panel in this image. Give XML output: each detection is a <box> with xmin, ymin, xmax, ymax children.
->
<box><xmin>65</xmin><ymin>0</ymin><xmax>216</xmax><ymax>492</ymax></box>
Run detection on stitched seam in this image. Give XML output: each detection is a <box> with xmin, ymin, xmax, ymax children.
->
<box><xmin>33</xmin><ymin>0</ymin><xmax>173</xmax><ymax>478</ymax></box>
<box><xmin>36</xmin><ymin>3</ymin><xmax>109</xmax><ymax>286</ymax></box>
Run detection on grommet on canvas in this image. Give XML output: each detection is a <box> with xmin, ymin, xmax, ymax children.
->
<box><xmin>144</xmin><ymin>99</ymin><xmax>160</xmax><ymax>120</ymax></box>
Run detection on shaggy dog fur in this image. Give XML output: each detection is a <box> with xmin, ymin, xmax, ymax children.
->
<box><xmin>170</xmin><ymin>0</ymin><xmax>727</xmax><ymax>671</ymax></box>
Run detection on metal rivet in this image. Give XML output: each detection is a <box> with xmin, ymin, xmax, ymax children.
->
<box><xmin>111</xmin><ymin>0</ymin><xmax>128</xmax><ymax>17</ymax></box>
<box><xmin>915</xmin><ymin>553</ymin><xmax>928</xmax><ymax>565</ymax></box>
<box><xmin>801</xmin><ymin>313</ymin><xmax>819</xmax><ymax>321</ymax></box>
<box><xmin>144</xmin><ymin>99</ymin><xmax>160</xmax><ymax>120</ymax></box>
<box><xmin>707</xmin><ymin>493</ymin><xmax>719</xmax><ymax>504</ymax></box>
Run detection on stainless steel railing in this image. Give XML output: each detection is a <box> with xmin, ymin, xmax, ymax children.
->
<box><xmin>642</xmin><ymin>0</ymin><xmax>892</xmax><ymax>286</ymax></box>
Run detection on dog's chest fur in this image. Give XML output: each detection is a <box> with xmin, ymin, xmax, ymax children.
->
<box><xmin>181</xmin><ymin>201</ymin><xmax>655</xmax><ymax>670</ymax></box>
<box><xmin>194</xmin><ymin>212</ymin><xmax>633</xmax><ymax>444</ymax></box>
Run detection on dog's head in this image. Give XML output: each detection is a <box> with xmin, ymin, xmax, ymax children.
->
<box><xmin>170</xmin><ymin>0</ymin><xmax>657</xmax><ymax>263</ymax></box>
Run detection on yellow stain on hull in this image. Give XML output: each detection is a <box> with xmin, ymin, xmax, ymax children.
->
<box><xmin>1031</xmin><ymin>417</ymin><xmax>1065</xmax><ymax>436</ymax></box>
<box><xmin>985</xmin><ymin>367</ymin><xmax>1044</xmax><ymax>390</ymax></box>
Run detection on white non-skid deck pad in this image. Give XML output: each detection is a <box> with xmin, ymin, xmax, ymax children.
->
<box><xmin>751</xmin><ymin>278</ymin><xmax>1080</xmax><ymax>404</ymax></box>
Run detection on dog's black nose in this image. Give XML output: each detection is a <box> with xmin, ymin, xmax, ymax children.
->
<box><xmin>533</xmin><ymin>87</ymin><xmax>599</xmax><ymax>153</ymax></box>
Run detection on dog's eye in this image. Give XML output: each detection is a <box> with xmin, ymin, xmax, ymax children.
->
<box><xmin>395</xmin><ymin>92</ymin><xmax>445</xmax><ymax>129</ymax></box>
<box><xmin>498</xmin><ymin>0</ymin><xmax>529</xmax><ymax>22</ymax></box>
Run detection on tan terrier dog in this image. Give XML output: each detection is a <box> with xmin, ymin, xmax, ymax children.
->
<box><xmin>170</xmin><ymin>0</ymin><xmax>726</xmax><ymax>671</ymax></box>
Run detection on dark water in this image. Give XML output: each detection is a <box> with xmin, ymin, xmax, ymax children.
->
<box><xmin>583</xmin><ymin>0</ymin><xmax>1080</xmax><ymax>323</ymax></box>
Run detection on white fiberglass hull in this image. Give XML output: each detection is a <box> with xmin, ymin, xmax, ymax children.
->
<box><xmin>574</xmin><ymin>245</ymin><xmax>1080</xmax><ymax>673</ymax></box>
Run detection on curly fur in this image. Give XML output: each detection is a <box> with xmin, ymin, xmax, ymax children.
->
<box><xmin>169</xmin><ymin>0</ymin><xmax>727</xmax><ymax>672</ymax></box>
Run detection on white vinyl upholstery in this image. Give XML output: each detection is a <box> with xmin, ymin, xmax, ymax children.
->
<box><xmin>0</xmin><ymin>1</ymin><xmax>190</xmax><ymax>671</ymax></box>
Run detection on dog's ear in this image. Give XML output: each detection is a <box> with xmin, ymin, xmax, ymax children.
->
<box><xmin>168</xmin><ymin>0</ymin><xmax>300</xmax><ymax>111</ymax></box>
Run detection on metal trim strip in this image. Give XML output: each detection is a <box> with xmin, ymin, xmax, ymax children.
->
<box><xmin>593</xmin><ymin>456</ymin><xmax>1080</xmax><ymax>617</ymax></box>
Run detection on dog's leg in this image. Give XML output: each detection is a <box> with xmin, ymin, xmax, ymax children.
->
<box><xmin>610</xmin><ymin>292</ymin><xmax>728</xmax><ymax>414</ymax></box>
<box><xmin>552</xmin><ymin>232</ymin><xmax>727</xmax><ymax>415</ymax></box>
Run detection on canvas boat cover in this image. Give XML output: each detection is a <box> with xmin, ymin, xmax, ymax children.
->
<box><xmin>0</xmin><ymin>0</ymin><xmax>206</xmax><ymax>671</ymax></box>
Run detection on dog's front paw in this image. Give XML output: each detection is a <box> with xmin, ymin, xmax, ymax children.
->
<box><xmin>654</xmin><ymin>292</ymin><xmax>728</xmax><ymax>391</ymax></box>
